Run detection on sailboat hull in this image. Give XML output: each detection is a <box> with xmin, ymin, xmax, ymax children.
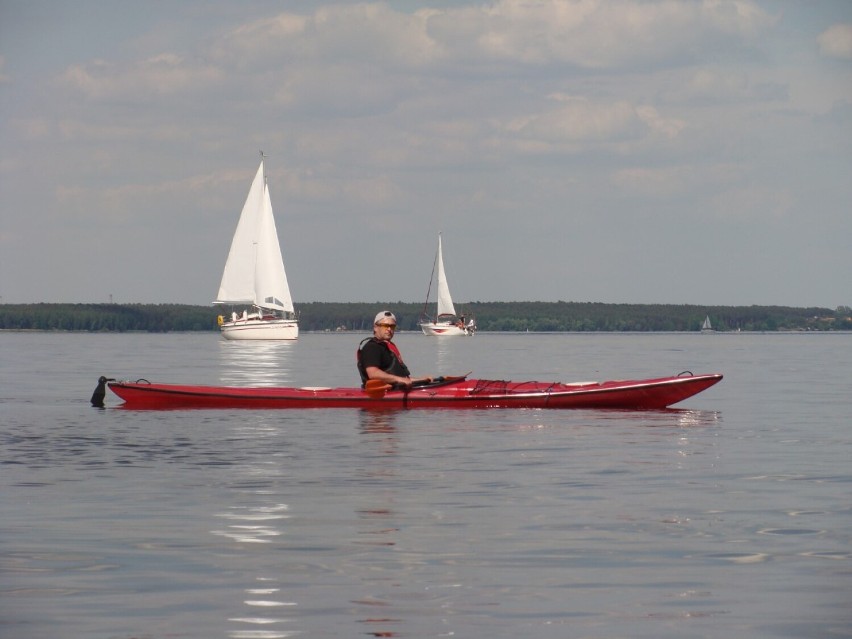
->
<box><xmin>220</xmin><ymin>317</ymin><xmax>298</xmax><ymax>340</ymax></box>
<box><xmin>420</xmin><ymin>321</ymin><xmax>472</xmax><ymax>336</ymax></box>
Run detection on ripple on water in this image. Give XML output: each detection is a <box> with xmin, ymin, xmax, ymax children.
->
<box><xmin>757</xmin><ymin>528</ymin><xmax>825</xmax><ymax>536</ymax></box>
<box><xmin>703</xmin><ymin>552</ymin><xmax>771</xmax><ymax>564</ymax></box>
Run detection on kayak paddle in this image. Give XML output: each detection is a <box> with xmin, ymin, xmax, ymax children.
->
<box><xmin>363</xmin><ymin>373</ymin><xmax>471</xmax><ymax>399</ymax></box>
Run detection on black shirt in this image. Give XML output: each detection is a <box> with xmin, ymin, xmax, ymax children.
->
<box><xmin>358</xmin><ymin>338</ymin><xmax>411</xmax><ymax>384</ymax></box>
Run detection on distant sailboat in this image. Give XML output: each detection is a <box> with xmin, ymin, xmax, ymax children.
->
<box><xmin>419</xmin><ymin>233</ymin><xmax>475</xmax><ymax>336</ymax></box>
<box><xmin>701</xmin><ymin>315</ymin><xmax>714</xmax><ymax>333</ymax></box>
<box><xmin>214</xmin><ymin>154</ymin><xmax>298</xmax><ymax>340</ymax></box>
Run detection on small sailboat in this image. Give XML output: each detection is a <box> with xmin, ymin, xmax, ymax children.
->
<box><xmin>214</xmin><ymin>154</ymin><xmax>298</xmax><ymax>340</ymax></box>
<box><xmin>701</xmin><ymin>315</ymin><xmax>714</xmax><ymax>333</ymax></box>
<box><xmin>419</xmin><ymin>233</ymin><xmax>475</xmax><ymax>336</ymax></box>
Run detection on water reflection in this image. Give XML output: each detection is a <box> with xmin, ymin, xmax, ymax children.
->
<box><xmin>575</xmin><ymin>408</ymin><xmax>722</xmax><ymax>428</ymax></box>
<box><xmin>229</xmin><ymin>582</ymin><xmax>298</xmax><ymax>639</ymax></box>
<box><xmin>213</xmin><ymin>504</ymin><xmax>299</xmax><ymax>639</ymax></box>
<box><xmin>354</xmin><ymin>410</ymin><xmax>404</xmax><ymax>637</ymax></box>
<box><xmin>207</xmin><ymin>416</ymin><xmax>300</xmax><ymax>639</ymax></box>
<box><xmin>357</xmin><ymin>412</ymin><xmax>401</xmax><ymax>466</ymax></box>
<box><xmin>218</xmin><ymin>340</ymin><xmax>296</xmax><ymax>386</ymax></box>
<box><xmin>359</xmin><ymin>410</ymin><xmax>398</xmax><ymax>434</ymax></box>
<box><xmin>209</xmin><ymin>412</ymin><xmax>409</xmax><ymax>639</ymax></box>
<box><xmin>673</xmin><ymin>409</ymin><xmax>722</xmax><ymax>428</ymax></box>
<box><xmin>211</xmin><ymin>503</ymin><xmax>289</xmax><ymax>543</ymax></box>
<box><xmin>433</xmin><ymin>338</ymin><xmax>454</xmax><ymax>375</ymax></box>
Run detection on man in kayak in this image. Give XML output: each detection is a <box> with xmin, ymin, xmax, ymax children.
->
<box><xmin>358</xmin><ymin>310</ymin><xmax>433</xmax><ymax>388</ymax></box>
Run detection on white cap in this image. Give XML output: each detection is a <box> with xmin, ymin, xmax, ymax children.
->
<box><xmin>374</xmin><ymin>310</ymin><xmax>397</xmax><ymax>325</ymax></box>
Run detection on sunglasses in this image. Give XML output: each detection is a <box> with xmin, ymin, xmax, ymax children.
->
<box><xmin>376</xmin><ymin>323</ymin><xmax>397</xmax><ymax>329</ymax></box>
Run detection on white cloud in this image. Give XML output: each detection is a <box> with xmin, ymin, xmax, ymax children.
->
<box><xmin>271</xmin><ymin>64</ymin><xmax>409</xmax><ymax>117</ymax></box>
<box><xmin>500</xmin><ymin>96</ymin><xmax>683</xmax><ymax>152</ymax></box>
<box><xmin>50</xmin><ymin>0</ymin><xmax>779</xmax><ymax>118</ymax></box>
<box><xmin>15</xmin><ymin>118</ymin><xmax>52</xmax><ymax>139</ymax></box>
<box><xmin>59</xmin><ymin>54</ymin><xmax>223</xmax><ymax>100</ymax></box>
<box><xmin>689</xmin><ymin>68</ymin><xmax>750</xmax><ymax>99</ymax></box>
<box><xmin>818</xmin><ymin>23</ymin><xmax>852</xmax><ymax>60</ymax></box>
<box><xmin>660</xmin><ymin>67</ymin><xmax>787</xmax><ymax>105</ymax></box>
<box><xmin>212</xmin><ymin>5</ymin><xmax>442</xmax><ymax>69</ymax></box>
<box><xmin>424</xmin><ymin>0</ymin><xmax>774</xmax><ymax>69</ymax></box>
<box><xmin>635</xmin><ymin>105</ymin><xmax>685</xmax><ymax>139</ymax></box>
<box><xmin>710</xmin><ymin>184</ymin><xmax>794</xmax><ymax>220</ymax></box>
<box><xmin>611</xmin><ymin>162</ymin><xmax>740</xmax><ymax>199</ymax></box>
<box><xmin>700</xmin><ymin>0</ymin><xmax>777</xmax><ymax>37</ymax></box>
<box><xmin>510</xmin><ymin>97</ymin><xmax>640</xmax><ymax>142</ymax></box>
<box><xmin>206</xmin><ymin>0</ymin><xmax>776</xmax><ymax>76</ymax></box>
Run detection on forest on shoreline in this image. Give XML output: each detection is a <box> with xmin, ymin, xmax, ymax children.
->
<box><xmin>1</xmin><ymin>302</ymin><xmax>850</xmax><ymax>333</ymax></box>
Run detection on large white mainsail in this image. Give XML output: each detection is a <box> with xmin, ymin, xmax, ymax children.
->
<box><xmin>214</xmin><ymin>156</ymin><xmax>297</xmax><ymax>340</ymax></box>
<box><xmin>434</xmin><ymin>234</ymin><xmax>457</xmax><ymax>319</ymax></box>
<box><xmin>215</xmin><ymin>161</ymin><xmax>265</xmax><ymax>307</ymax></box>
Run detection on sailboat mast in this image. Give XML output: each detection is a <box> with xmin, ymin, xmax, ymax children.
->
<box><xmin>252</xmin><ymin>150</ymin><xmax>266</xmax><ymax>309</ymax></box>
<box><xmin>421</xmin><ymin>240</ymin><xmax>440</xmax><ymax>317</ymax></box>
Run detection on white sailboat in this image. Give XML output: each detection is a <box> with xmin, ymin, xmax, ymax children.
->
<box><xmin>701</xmin><ymin>315</ymin><xmax>714</xmax><ymax>333</ymax></box>
<box><xmin>419</xmin><ymin>233</ymin><xmax>475</xmax><ymax>336</ymax></box>
<box><xmin>214</xmin><ymin>154</ymin><xmax>298</xmax><ymax>340</ymax></box>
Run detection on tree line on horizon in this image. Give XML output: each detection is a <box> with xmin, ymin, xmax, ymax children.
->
<box><xmin>1</xmin><ymin>302</ymin><xmax>850</xmax><ymax>333</ymax></box>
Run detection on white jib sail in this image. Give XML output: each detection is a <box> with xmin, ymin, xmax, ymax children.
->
<box><xmin>254</xmin><ymin>181</ymin><xmax>294</xmax><ymax>313</ymax></box>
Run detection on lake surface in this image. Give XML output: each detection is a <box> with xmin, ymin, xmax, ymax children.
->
<box><xmin>2</xmin><ymin>331</ymin><xmax>851</xmax><ymax>638</ymax></box>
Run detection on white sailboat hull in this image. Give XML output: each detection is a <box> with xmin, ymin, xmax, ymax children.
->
<box><xmin>220</xmin><ymin>317</ymin><xmax>298</xmax><ymax>340</ymax></box>
<box><xmin>419</xmin><ymin>321</ymin><xmax>471</xmax><ymax>336</ymax></box>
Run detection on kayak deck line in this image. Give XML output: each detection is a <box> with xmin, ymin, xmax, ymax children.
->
<box><xmin>96</xmin><ymin>371</ymin><xmax>723</xmax><ymax>410</ymax></box>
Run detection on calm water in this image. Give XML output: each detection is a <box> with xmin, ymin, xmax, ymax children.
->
<box><xmin>2</xmin><ymin>331</ymin><xmax>851</xmax><ymax>639</ymax></box>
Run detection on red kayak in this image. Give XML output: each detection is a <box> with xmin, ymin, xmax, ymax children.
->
<box><xmin>99</xmin><ymin>372</ymin><xmax>722</xmax><ymax>410</ymax></box>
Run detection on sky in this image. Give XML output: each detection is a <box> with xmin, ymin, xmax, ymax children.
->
<box><xmin>1</xmin><ymin>0</ymin><xmax>850</xmax><ymax>308</ymax></box>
